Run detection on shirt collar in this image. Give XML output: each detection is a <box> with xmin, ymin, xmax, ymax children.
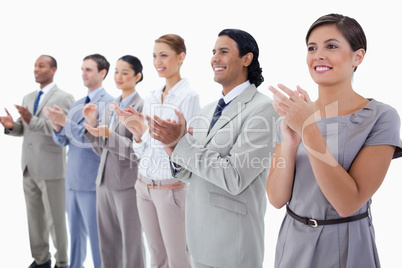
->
<box><xmin>88</xmin><ymin>86</ymin><xmax>103</xmax><ymax>100</ymax></box>
<box><xmin>117</xmin><ymin>91</ymin><xmax>137</xmax><ymax>108</ymax></box>
<box><xmin>39</xmin><ymin>82</ymin><xmax>55</xmax><ymax>94</ymax></box>
<box><xmin>221</xmin><ymin>80</ymin><xmax>250</xmax><ymax>104</ymax></box>
<box><xmin>155</xmin><ymin>78</ymin><xmax>188</xmax><ymax>98</ymax></box>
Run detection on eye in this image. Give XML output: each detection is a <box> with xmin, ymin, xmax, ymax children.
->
<box><xmin>307</xmin><ymin>46</ymin><xmax>316</xmax><ymax>52</ymax></box>
<box><xmin>327</xmin><ymin>44</ymin><xmax>337</xmax><ymax>49</ymax></box>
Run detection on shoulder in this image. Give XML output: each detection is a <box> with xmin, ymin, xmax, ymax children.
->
<box><xmin>51</xmin><ymin>86</ymin><xmax>74</xmax><ymax>99</ymax></box>
<box><xmin>368</xmin><ymin>99</ymin><xmax>400</xmax><ymax>124</ymax></box>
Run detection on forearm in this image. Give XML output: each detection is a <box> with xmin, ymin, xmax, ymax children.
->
<box><xmin>302</xmin><ymin>123</ymin><xmax>362</xmax><ymax>216</ymax></box>
<box><xmin>172</xmin><ymin>133</ymin><xmax>270</xmax><ymax>195</ymax></box>
<box><xmin>266</xmin><ymin>144</ymin><xmax>297</xmax><ymax>208</ymax></box>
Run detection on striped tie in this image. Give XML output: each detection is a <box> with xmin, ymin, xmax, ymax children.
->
<box><xmin>208</xmin><ymin>98</ymin><xmax>230</xmax><ymax>132</ymax></box>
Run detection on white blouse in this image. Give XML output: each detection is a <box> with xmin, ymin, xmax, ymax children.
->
<box><xmin>134</xmin><ymin>78</ymin><xmax>200</xmax><ymax>180</ymax></box>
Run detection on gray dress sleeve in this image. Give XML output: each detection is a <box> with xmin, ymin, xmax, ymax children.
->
<box><xmin>363</xmin><ymin>105</ymin><xmax>402</xmax><ymax>159</ymax></box>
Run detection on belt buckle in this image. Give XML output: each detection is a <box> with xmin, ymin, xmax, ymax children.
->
<box><xmin>308</xmin><ymin>219</ymin><xmax>318</xmax><ymax>228</ymax></box>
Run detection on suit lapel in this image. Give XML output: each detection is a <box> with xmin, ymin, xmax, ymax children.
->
<box><xmin>35</xmin><ymin>85</ymin><xmax>57</xmax><ymax>115</ymax></box>
<box><xmin>113</xmin><ymin>92</ymin><xmax>141</xmax><ymax>131</ymax></box>
<box><xmin>204</xmin><ymin>85</ymin><xmax>257</xmax><ymax>145</ymax></box>
<box><xmin>77</xmin><ymin>88</ymin><xmax>107</xmax><ymax>125</ymax></box>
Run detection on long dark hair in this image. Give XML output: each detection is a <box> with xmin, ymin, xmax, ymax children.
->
<box><xmin>218</xmin><ymin>29</ymin><xmax>264</xmax><ymax>87</ymax></box>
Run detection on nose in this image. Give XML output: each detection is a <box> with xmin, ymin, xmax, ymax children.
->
<box><xmin>153</xmin><ymin>55</ymin><xmax>161</xmax><ymax>66</ymax></box>
<box><xmin>211</xmin><ymin>53</ymin><xmax>220</xmax><ymax>66</ymax></box>
<box><xmin>315</xmin><ymin>48</ymin><xmax>325</xmax><ymax>61</ymax></box>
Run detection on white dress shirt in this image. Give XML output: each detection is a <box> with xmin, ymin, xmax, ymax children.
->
<box><xmin>37</xmin><ymin>82</ymin><xmax>56</xmax><ymax>106</ymax></box>
<box><xmin>220</xmin><ymin>80</ymin><xmax>250</xmax><ymax>113</ymax></box>
<box><xmin>134</xmin><ymin>78</ymin><xmax>200</xmax><ymax>180</ymax></box>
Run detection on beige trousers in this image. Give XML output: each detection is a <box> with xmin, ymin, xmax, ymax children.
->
<box><xmin>135</xmin><ymin>174</ymin><xmax>190</xmax><ymax>268</ymax></box>
<box><xmin>23</xmin><ymin>169</ymin><xmax>68</xmax><ymax>267</ymax></box>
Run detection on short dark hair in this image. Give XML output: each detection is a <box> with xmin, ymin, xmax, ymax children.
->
<box><xmin>118</xmin><ymin>55</ymin><xmax>144</xmax><ymax>84</ymax></box>
<box><xmin>83</xmin><ymin>54</ymin><xmax>110</xmax><ymax>79</ymax></box>
<box><xmin>218</xmin><ymin>29</ymin><xmax>264</xmax><ymax>87</ymax></box>
<box><xmin>41</xmin><ymin>55</ymin><xmax>57</xmax><ymax>69</ymax></box>
<box><xmin>306</xmin><ymin>14</ymin><xmax>367</xmax><ymax>72</ymax></box>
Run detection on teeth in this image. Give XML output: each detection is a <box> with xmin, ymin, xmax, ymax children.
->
<box><xmin>215</xmin><ymin>67</ymin><xmax>225</xmax><ymax>71</ymax></box>
<box><xmin>316</xmin><ymin>67</ymin><xmax>330</xmax><ymax>71</ymax></box>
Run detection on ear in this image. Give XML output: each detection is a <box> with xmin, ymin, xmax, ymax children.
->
<box><xmin>51</xmin><ymin>66</ymin><xmax>57</xmax><ymax>76</ymax></box>
<box><xmin>135</xmin><ymin>72</ymin><xmax>142</xmax><ymax>83</ymax></box>
<box><xmin>353</xmin><ymin>48</ymin><xmax>365</xmax><ymax>69</ymax></box>
<box><xmin>243</xmin><ymin>52</ymin><xmax>253</xmax><ymax>68</ymax></box>
<box><xmin>178</xmin><ymin>52</ymin><xmax>186</xmax><ymax>65</ymax></box>
<box><xmin>100</xmin><ymin>69</ymin><xmax>107</xmax><ymax>80</ymax></box>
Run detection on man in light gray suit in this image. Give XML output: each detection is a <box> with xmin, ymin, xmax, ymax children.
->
<box><xmin>0</xmin><ymin>55</ymin><xmax>74</xmax><ymax>268</ymax></box>
<box><xmin>147</xmin><ymin>29</ymin><xmax>278</xmax><ymax>268</ymax></box>
<box><xmin>44</xmin><ymin>54</ymin><xmax>114</xmax><ymax>268</ymax></box>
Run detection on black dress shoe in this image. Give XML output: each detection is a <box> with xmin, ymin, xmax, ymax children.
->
<box><xmin>28</xmin><ymin>259</ymin><xmax>51</xmax><ymax>268</ymax></box>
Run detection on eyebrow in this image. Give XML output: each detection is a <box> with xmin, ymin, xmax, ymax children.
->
<box><xmin>212</xmin><ymin>47</ymin><xmax>230</xmax><ymax>52</ymax></box>
<box><xmin>307</xmin><ymin>38</ymin><xmax>341</xmax><ymax>46</ymax></box>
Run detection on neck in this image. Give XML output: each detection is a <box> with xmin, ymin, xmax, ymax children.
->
<box><xmin>222</xmin><ymin>79</ymin><xmax>247</xmax><ymax>96</ymax></box>
<box><xmin>315</xmin><ymin>82</ymin><xmax>367</xmax><ymax>117</ymax></box>
<box><xmin>164</xmin><ymin>73</ymin><xmax>181</xmax><ymax>94</ymax></box>
<box><xmin>40</xmin><ymin>80</ymin><xmax>53</xmax><ymax>89</ymax></box>
<box><xmin>88</xmin><ymin>83</ymin><xmax>102</xmax><ymax>94</ymax></box>
<box><xmin>122</xmin><ymin>87</ymin><xmax>135</xmax><ymax>99</ymax></box>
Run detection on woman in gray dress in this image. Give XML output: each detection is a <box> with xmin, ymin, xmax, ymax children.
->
<box><xmin>267</xmin><ymin>14</ymin><xmax>402</xmax><ymax>268</ymax></box>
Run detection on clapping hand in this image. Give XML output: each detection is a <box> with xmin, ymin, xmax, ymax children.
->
<box><xmin>84</xmin><ymin>123</ymin><xmax>111</xmax><ymax>138</ymax></box>
<box><xmin>43</xmin><ymin>105</ymin><xmax>67</xmax><ymax>133</ymax></box>
<box><xmin>0</xmin><ymin>108</ymin><xmax>14</xmax><ymax>129</ymax></box>
<box><xmin>15</xmin><ymin>104</ymin><xmax>32</xmax><ymax>124</ymax></box>
<box><xmin>113</xmin><ymin>101</ymin><xmax>147</xmax><ymax>142</ymax></box>
<box><xmin>146</xmin><ymin>109</ymin><xmax>187</xmax><ymax>156</ymax></box>
<box><xmin>82</xmin><ymin>103</ymin><xmax>98</xmax><ymax>127</ymax></box>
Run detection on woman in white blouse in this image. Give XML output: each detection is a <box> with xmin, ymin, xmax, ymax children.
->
<box><xmin>115</xmin><ymin>34</ymin><xmax>200</xmax><ymax>268</ymax></box>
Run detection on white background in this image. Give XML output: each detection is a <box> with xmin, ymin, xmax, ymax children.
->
<box><xmin>1</xmin><ymin>0</ymin><xmax>401</xmax><ymax>267</ymax></box>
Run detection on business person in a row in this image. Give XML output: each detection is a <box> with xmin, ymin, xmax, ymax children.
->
<box><xmin>0</xmin><ymin>55</ymin><xmax>74</xmax><ymax>268</ymax></box>
<box><xmin>135</xmin><ymin>29</ymin><xmax>278</xmax><ymax>268</ymax></box>
<box><xmin>44</xmin><ymin>54</ymin><xmax>114</xmax><ymax>268</ymax></box>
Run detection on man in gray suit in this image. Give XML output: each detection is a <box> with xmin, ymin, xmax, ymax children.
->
<box><xmin>147</xmin><ymin>29</ymin><xmax>278</xmax><ymax>268</ymax></box>
<box><xmin>0</xmin><ymin>55</ymin><xmax>74</xmax><ymax>268</ymax></box>
<box><xmin>44</xmin><ymin>54</ymin><xmax>114</xmax><ymax>268</ymax></box>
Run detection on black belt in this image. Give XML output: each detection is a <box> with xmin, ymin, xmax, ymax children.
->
<box><xmin>286</xmin><ymin>205</ymin><xmax>369</xmax><ymax>228</ymax></box>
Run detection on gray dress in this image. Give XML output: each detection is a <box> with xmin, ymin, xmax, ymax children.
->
<box><xmin>274</xmin><ymin>99</ymin><xmax>402</xmax><ymax>268</ymax></box>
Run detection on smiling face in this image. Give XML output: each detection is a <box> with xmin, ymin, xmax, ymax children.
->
<box><xmin>81</xmin><ymin>59</ymin><xmax>106</xmax><ymax>92</ymax></box>
<box><xmin>306</xmin><ymin>24</ymin><xmax>364</xmax><ymax>88</ymax></box>
<box><xmin>34</xmin><ymin>56</ymin><xmax>56</xmax><ymax>88</ymax></box>
<box><xmin>211</xmin><ymin>35</ymin><xmax>250</xmax><ymax>94</ymax></box>
<box><xmin>153</xmin><ymin>42</ymin><xmax>184</xmax><ymax>79</ymax></box>
<box><xmin>114</xmin><ymin>59</ymin><xmax>138</xmax><ymax>91</ymax></box>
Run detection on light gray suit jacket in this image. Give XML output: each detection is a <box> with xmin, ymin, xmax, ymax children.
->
<box><xmin>6</xmin><ymin>85</ymin><xmax>75</xmax><ymax>179</ymax></box>
<box><xmin>171</xmin><ymin>84</ymin><xmax>278</xmax><ymax>268</ymax></box>
<box><xmin>84</xmin><ymin>93</ymin><xmax>144</xmax><ymax>190</ymax></box>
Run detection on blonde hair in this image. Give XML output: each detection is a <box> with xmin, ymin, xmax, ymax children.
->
<box><xmin>155</xmin><ymin>34</ymin><xmax>186</xmax><ymax>55</ymax></box>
